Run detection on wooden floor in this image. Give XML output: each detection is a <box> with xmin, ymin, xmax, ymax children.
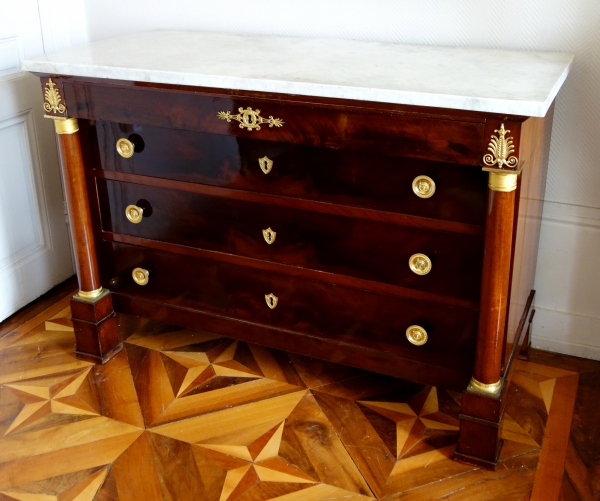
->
<box><xmin>0</xmin><ymin>289</ymin><xmax>597</xmax><ymax>501</ymax></box>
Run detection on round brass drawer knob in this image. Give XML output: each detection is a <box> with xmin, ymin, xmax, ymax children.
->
<box><xmin>412</xmin><ymin>175</ymin><xmax>436</xmax><ymax>198</ymax></box>
<box><xmin>125</xmin><ymin>204</ymin><xmax>144</xmax><ymax>224</ymax></box>
<box><xmin>265</xmin><ymin>293</ymin><xmax>278</xmax><ymax>309</ymax></box>
<box><xmin>409</xmin><ymin>253</ymin><xmax>432</xmax><ymax>275</ymax></box>
<box><xmin>406</xmin><ymin>325</ymin><xmax>428</xmax><ymax>346</ymax></box>
<box><xmin>132</xmin><ymin>267</ymin><xmax>150</xmax><ymax>286</ymax></box>
<box><xmin>116</xmin><ymin>138</ymin><xmax>135</xmax><ymax>158</ymax></box>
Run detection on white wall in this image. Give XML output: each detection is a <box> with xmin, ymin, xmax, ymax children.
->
<box><xmin>75</xmin><ymin>0</ymin><xmax>600</xmax><ymax>359</ymax></box>
<box><xmin>38</xmin><ymin>0</ymin><xmax>89</xmax><ymax>53</ymax></box>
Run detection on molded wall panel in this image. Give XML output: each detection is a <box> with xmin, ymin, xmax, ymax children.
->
<box><xmin>0</xmin><ymin>115</ymin><xmax>44</xmax><ymax>269</ymax></box>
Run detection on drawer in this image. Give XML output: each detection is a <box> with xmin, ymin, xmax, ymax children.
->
<box><xmin>97</xmin><ymin>178</ymin><xmax>484</xmax><ymax>304</ymax></box>
<box><xmin>96</xmin><ymin>122</ymin><xmax>488</xmax><ymax>226</ymax></box>
<box><xmin>68</xmin><ymin>80</ymin><xmax>486</xmax><ymax>165</ymax></box>
<box><xmin>101</xmin><ymin>242</ymin><xmax>478</xmax><ymax>371</ymax></box>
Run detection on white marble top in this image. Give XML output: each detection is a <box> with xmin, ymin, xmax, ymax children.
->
<box><xmin>21</xmin><ymin>30</ymin><xmax>573</xmax><ymax>117</ymax></box>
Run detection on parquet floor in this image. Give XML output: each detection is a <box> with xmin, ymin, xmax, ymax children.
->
<box><xmin>0</xmin><ymin>292</ymin><xmax>588</xmax><ymax>501</ymax></box>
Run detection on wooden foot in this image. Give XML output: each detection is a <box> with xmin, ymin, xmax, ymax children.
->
<box><xmin>454</xmin><ymin>382</ymin><xmax>508</xmax><ymax>470</ymax></box>
<box><xmin>70</xmin><ymin>290</ymin><xmax>122</xmax><ymax>364</ymax></box>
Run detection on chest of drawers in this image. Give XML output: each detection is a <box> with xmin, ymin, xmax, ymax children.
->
<box><xmin>23</xmin><ymin>31</ymin><xmax>572</xmax><ymax>470</ymax></box>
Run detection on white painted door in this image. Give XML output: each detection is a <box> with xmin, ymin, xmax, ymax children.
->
<box><xmin>0</xmin><ymin>0</ymin><xmax>74</xmax><ymax>321</ymax></box>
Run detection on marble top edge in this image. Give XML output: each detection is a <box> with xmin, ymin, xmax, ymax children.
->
<box><xmin>21</xmin><ymin>30</ymin><xmax>574</xmax><ymax>117</ymax></box>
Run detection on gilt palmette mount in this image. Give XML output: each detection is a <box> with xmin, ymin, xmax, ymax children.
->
<box><xmin>43</xmin><ymin>78</ymin><xmax>66</xmax><ymax>114</ymax></box>
<box><xmin>483</xmin><ymin>123</ymin><xmax>518</xmax><ymax>169</ymax></box>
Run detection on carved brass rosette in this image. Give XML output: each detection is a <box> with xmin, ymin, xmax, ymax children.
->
<box><xmin>43</xmin><ymin>78</ymin><xmax>66</xmax><ymax>114</ymax></box>
<box><xmin>218</xmin><ymin>107</ymin><xmax>284</xmax><ymax>131</ymax></box>
<box><xmin>265</xmin><ymin>293</ymin><xmax>278</xmax><ymax>309</ymax></box>
<box><xmin>483</xmin><ymin>124</ymin><xmax>518</xmax><ymax>170</ymax></box>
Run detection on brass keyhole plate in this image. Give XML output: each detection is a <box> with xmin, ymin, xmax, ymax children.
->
<box><xmin>263</xmin><ymin>227</ymin><xmax>276</xmax><ymax>245</ymax></box>
<box><xmin>217</xmin><ymin>107</ymin><xmax>284</xmax><ymax>131</ymax></box>
<box><xmin>265</xmin><ymin>293</ymin><xmax>278</xmax><ymax>309</ymax></box>
<box><xmin>258</xmin><ymin>156</ymin><xmax>273</xmax><ymax>174</ymax></box>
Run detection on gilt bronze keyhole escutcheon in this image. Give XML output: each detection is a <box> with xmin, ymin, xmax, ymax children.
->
<box><xmin>116</xmin><ymin>138</ymin><xmax>135</xmax><ymax>158</ymax></box>
<box><xmin>263</xmin><ymin>227</ymin><xmax>276</xmax><ymax>245</ymax></box>
<box><xmin>217</xmin><ymin>107</ymin><xmax>284</xmax><ymax>131</ymax></box>
<box><xmin>258</xmin><ymin>156</ymin><xmax>273</xmax><ymax>174</ymax></box>
<box><xmin>265</xmin><ymin>293</ymin><xmax>278</xmax><ymax>309</ymax></box>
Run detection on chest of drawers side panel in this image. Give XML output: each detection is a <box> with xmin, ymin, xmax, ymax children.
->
<box><xmin>505</xmin><ymin>105</ymin><xmax>555</xmax><ymax>348</ymax></box>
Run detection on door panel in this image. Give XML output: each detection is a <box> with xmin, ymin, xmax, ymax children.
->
<box><xmin>0</xmin><ymin>1</ymin><xmax>74</xmax><ymax>320</ymax></box>
<box><xmin>0</xmin><ymin>36</ymin><xmax>22</xmax><ymax>78</ymax></box>
<box><xmin>0</xmin><ymin>113</ymin><xmax>45</xmax><ymax>269</ymax></box>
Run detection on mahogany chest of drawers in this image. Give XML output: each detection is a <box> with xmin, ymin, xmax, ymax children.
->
<box><xmin>23</xmin><ymin>31</ymin><xmax>572</xmax><ymax>469</ymax></box>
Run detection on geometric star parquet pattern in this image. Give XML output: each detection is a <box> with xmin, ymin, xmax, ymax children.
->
<box><xmin>0</xmin><ymin>300</ymin><xmax>579</xmax><ymax>501</ymax></box>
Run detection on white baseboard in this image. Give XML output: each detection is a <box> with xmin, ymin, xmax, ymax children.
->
<box><xmin>540</xmin><ymin>200</ymin><xmax>600</xmax><ymax>229</ymax></box>
<box><xmin>531</xmin><ymin>306</ymin><xmax>600</xmax><ymax>360</ymax></box>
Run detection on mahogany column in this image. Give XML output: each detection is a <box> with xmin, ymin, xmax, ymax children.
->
<box><xmin>473</xmin><ymin>183</ymin><xmax>516</xmax><ymax>389</ymax></box>
<box><xmin>52</xmin><ymin>117</ymin><xmax>122</xmax><ymax>363</ymax></box>
<box><xmin>455</xmin><ymin>168</ymin><xmax>518</xmax><ymax>469</ymax></box>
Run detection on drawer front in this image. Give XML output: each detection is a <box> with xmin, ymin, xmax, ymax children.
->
<box><xmin>97</xmin><ymin>122</ymin><xmax>488</xmax><ymax>226</ymax></box>
<box><xmin>97</xmin><ymin>179</ymin><xmax>484</xmax><ymax>303</ymax></box>
<box><xmin>67</xmin><ymin>80</ymin><xmax>486</xmax><ymax>165</ymax></box>
<box><xmin>102</xmin><ymin>242</ymin><xmax>477</xmax><ymax>371</ymax></box>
